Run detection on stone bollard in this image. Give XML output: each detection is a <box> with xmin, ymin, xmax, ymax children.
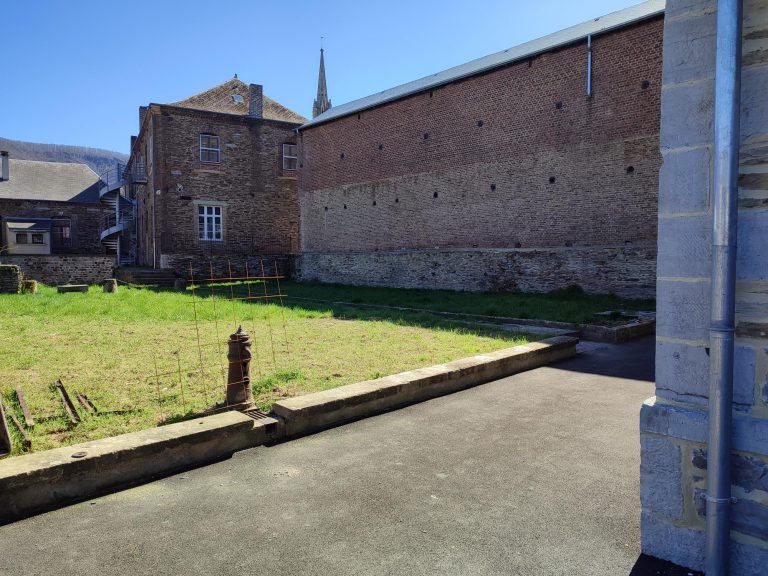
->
<box><xmin>103</xmin><ymin>278</ymin><xmax>118</xmax><ymax>293</ymax></box>
<box><xmin>22</xmin><ymin>280</ymin><xmax>38</xmax><ymax>294</ymax></box>
<box><xmin>226</xmin><ymin>326</ymin><xmax>256</xmax><ymax>411</ymax></box>
<box><xmin>174</xmin><ymin>278</ymin><xmax>188</xmax><ymax>291</ymax></box>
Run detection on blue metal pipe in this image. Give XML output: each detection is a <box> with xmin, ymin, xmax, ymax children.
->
<box><xmin>706</xmin><ymin>0</ymin><xmax>742</xmax><ymax>573</ymax></box>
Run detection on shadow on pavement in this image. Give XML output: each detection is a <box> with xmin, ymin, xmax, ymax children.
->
<box><xmin>629</xmin><ymin>554</ymin><xmax>702</xmax><ymax>575</ymax></box>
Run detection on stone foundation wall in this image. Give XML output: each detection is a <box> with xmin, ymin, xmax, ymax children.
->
<box><xmin>0</xmin><ymin>264</ymin><xmax>21</xmax><ymax>294</ymax></box>
<box><xmin>640</xmin><ymin>0</ymin><xmax>768</xmax><ymax>572</ymax></box>
<box><xmin>296</xmin><ymin>245</ymin><xmax>656</xmax><ymax>299</ymax></box>
<box><xmin>2</xmin><ymin>256</ymin><xmax>116</xmax><ymax>285</ymax></box>
<box><xmin>159</xmin><ymin>253</ymin><xmax>293</xmax><ymax>281</ymax></box>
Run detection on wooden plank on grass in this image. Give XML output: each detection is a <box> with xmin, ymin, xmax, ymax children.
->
<box><xmin>15</xmin><ymin>385</ymin><xmax>34</xmax><ymax>428</ymax></box>
<box><xmin>7</xmin><ymin>410</ymin><xmax>31</xmax><ymax>450</ymax></box>
<box><xmin>0</xmin><ymin>400</ymin><xmax>12</xmax><ymax>457</ymax></box>
<box><xmin>54</xmin><ymin>380</ymin><xmax>80</xmax><ymax>425</ymax></box>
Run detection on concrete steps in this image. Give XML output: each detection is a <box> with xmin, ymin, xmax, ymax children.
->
<box><xmin>115</xmin><ymin>267</ymin><xmax>177</xmax><ymax>287</ymax></box>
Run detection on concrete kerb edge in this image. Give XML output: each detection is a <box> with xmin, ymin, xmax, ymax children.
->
<box><xmin>0</xmin><ymin>335</ymin><xmax>577</xmax><ymax>523</ymax></box>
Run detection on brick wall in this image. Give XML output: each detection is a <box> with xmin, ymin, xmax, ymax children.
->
<box><xmin>640</xmin><ymin>0</ymin><xmax>768</xmax><ymax>572</ymax></box>
<box><xmin>0</xmin><ymin>198</ymin><xmax>110</xmax><ymax>255</ymax></box>
<box><xmin>297</xmin><ymin>16</ymin><xmax>663</xmax><ymax>294</ymax></box>
<box><xmin>132</xmin><ymin>106</ymin><xmax>300</xmax><ymax>268</ymax></box>
<box><xmin>2</xmin><ymin>255</ymin><xmax>116</xmax><ymax>285</ymax></box>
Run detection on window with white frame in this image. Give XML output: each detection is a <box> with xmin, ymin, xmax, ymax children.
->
<box><xmin>199</xmin><ymin>134</ymin><xmax>220</xmax><ymax>163</ymax></box>
<box><xmin>282</xmin><ymin>143</ymin><xmax>298</xmax><ymax>171</ymax></box>
<box><xmin>198</xmin><ymin>204</ymin><xmax>223</xmax><ymax>241</ymax></box>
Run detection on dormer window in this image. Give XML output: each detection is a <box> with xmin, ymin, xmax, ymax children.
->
<box><xmin>199</xmin><ymin>134</ymin><xmax>220</xmax><ymax>163</ymax></box>
<box><xmin>282</xmin><ymin>144</ymin><xmax>298</xmax><ymax>171</ymax></box>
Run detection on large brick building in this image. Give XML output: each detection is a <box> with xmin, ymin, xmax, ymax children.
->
<box><xmin>296</xmin><ymin>0</ymin><xmax>664</xmax><ymax>298</ymax></box>
<box><xmin>120</xmin><ymin>78</ymin><xmax>306</xmax><ymax>274</ymax></box>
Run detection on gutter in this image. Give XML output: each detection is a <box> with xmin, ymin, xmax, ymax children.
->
<box><xmin>705</xmin><ymin>0</ymin><xmax>743</xmax><ymax>574</ymax></box>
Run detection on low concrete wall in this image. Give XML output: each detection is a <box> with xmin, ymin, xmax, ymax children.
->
<box><xmin>296</xmin><ymin>246</ymin><xmax>656</xmax><ymax>300</ymax></box>
<box><xmin>273</xmin><ymin>335</ymin><xmax>578</xmax><ymax>438</ymax></box>
<box><xmin>0</xmin><ymin>411</ymin><xmax>278</xmax><ymax>523</ymax></box>
<box><xmin>2</xmin><ymin>255</ymin><xmax>116</xmax><ymax>286</ymax></box>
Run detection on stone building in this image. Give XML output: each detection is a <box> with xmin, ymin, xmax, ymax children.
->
<box><xmin>0</xmin><ymin>151</ymin><xmax>115</xmax><ymax>284</ymax></box>
<box><xmin>120</xmin><ymin>77</ymin><xmax>306</xmax><ymax>275</ymax></box>
<box><xmin>296</xmin><ymin>1</ymin><xmax>664</xmax><ymax>299</ymax></box>
<box><xmin>640</xmin><ymin>0</ymin><xmax>768</xmax><ymax>572</ymax></box>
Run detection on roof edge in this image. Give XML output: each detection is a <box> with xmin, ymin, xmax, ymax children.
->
<box><xmin>299</xmin><ymin>0</ymin><xmax>664</xmax><ymax>130</ymax></box>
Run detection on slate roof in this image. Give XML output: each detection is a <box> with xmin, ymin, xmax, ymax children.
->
<box><xmin>0</xmin><ymin>159</ymin><xmax>101</xmax><ymax>203</ymax></box>
<box><xmin>170</xmin><ymin>78</ymin><xmax>307</xmax><ymax>124</ymax></box>
<box><xmin>301</xmin><ymin>0</ymin><xmax>665</xmax><ymax>129</ymax></box>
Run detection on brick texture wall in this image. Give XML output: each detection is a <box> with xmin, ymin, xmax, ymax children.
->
<box><xmin>0</xmin><ymin>199</ymin><xmax>110</xmax><ymax>255</ymax></box>
<box><xmin>297</xmin><ymin>16</ymin><xmax>663</xmax><ymax>295</ymax></box>
<box><xmin>132</xmin><ymin>106</ymin><xmax>300</xmax><ymax>268</ymax></box>
<box><xmin>0</xmin><ymin>265</ymin><xmax>21</xmax><ymax>294</ymax></box>
<box><xmin>2</xmin><ymin>255</ymin><xmax>115</xmax><ymax>285</ymax></box>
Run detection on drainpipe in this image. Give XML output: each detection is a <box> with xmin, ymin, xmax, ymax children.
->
<box><xmin>706</xmin><ymin>0</ymin><xmax>742</xmax><ymax>574</ymax></box>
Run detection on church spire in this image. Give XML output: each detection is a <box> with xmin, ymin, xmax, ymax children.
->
<box><xmin>312</xmin><ymin>42</ymin><xmax>331</xmax><ymax>118</ymax></box>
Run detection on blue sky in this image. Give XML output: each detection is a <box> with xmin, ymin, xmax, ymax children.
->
<box><xmin>2</xmin><ymin>0</ymin><xmax>641</xmax><ymax>154</ymax></box>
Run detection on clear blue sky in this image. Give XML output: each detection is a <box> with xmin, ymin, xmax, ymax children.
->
<box><xmin>2</xmin><ymin>0</ymin><xmax>641</xmax><ymax>154</ymax></box>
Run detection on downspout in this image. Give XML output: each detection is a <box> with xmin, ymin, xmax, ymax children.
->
<box><xmin>706</xmin><ymin>0</ymin><xmax>742</xmax><ymax>574</ymax></box>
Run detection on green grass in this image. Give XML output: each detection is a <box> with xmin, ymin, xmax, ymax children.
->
<box><xmin>0</xmin><ymin>283</ymin><xmax>533</xmax><ymax>454</ymax></box>
<box><xmin>281</xmin><ymin>281</ymin><xmax>655</xmax><ymax>324</ymax></box>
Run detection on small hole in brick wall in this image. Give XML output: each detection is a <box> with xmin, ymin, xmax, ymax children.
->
<box><xmin>340</xmin><ymin>153</ymin><xmax>345</xmax><ymax>159</ymax></box>
<box><xmin>515</xmin><ymin>242</ymin><xmax>522</xmax><ymax>248</ymax></box>
<box><xmin>565</xmin><ymin>241</ymin><xmax>573</xmax><ymax>247</ymax></box>
<box><xmin>555</xmin><ymin>101</ymin><xmax>563</xmax><ymax>109</ymax></box>
<box><xmin>424</xmin><ymin>133</ymin><xmax>430</xmax><ymax>140</ymax></box>
<box><xmin>300</xmin><ymin>163</ymin><xmax>303</xmax><ymax>168</ymax></box>
<box><xmin>395</xmin><ymin>198</ymin><xmax>399</xmax><ymax>203</ymax></box>
<box><xmin>357</xmin><ymin>113</ymin><xmax>361</xmax><ymax>120</ymax></box>
<box><xmin>528</xmin><ymin>60</ymin><xmax>533</xmax><ymax>68</ymax></box>
<box><xmin>433</xmin><ymin>191</ymin><xmax>438</xmax><ymax>198</ymax></box>
<box><xmin>324</xmin><ymin>206</ymin><xmax>328</xmax><ymax>211</ymax></box>
<box><xmin>490</xmin><ymin>184</ymin><xmax>496</xmax><ymax>191</ymax></box>
<box><xmin>626</xmin><ymin>166</ymin><xmax>635</xmax><ymax>174</ymax></box>
<box><xmin>477</xmin><ymin>120</ymin><xmax>484</xmax><ymax>127</ymax></box>
<box><xmin>641</xmin><ymin>80</ymin><xmax>650</xmax><ymax>89</ymax></box>
<box><xmin>549</xmin><ymin>176</ymin><xmax>556</xmax><ymax>184</ymax></box>
<box><xmin>373</xmin><ymin>200</ymin><xmax>377</xmax><ymax>206</ymax></box>
<box><xmin>429</xmin><ymin>90</ymin><xmax>434</xmax><ymax>98</ymax></box>
<box><xmin>378</xmin><ymin>143</ymin><xmax>383</xmax><ymax>150</ymax></box>
<box><xmin>343</xmin><ymin>204</ymin><xmax>347</xmax><ymax>209</ymax></box>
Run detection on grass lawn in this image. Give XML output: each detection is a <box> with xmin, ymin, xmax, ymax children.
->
<box><xmin>0</xmin><ymin>283</ymin><xmax>534</xmax><ymax>455</ymax></box>
<box><xmin>282</xmin><ymin>281</ymin><xmax>655</xmax><ymax>324</ymax></box>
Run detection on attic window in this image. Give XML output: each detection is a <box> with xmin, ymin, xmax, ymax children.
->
<box><xmin>232</xmin><ymin>94</ymin><xmax>245</xmax><ymax>104</ymax></box>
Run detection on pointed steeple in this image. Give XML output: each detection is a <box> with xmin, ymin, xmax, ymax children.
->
<box><xmin>312</xmin><ymin>43</ymin><xmax>332</xmax><ymax>118</ymax></box>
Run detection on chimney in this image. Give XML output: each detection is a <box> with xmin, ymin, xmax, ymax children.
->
<box><xmin>0</xmin><ymin>151</ymin><xmax>8</xmax><ymax>182</ymax></box>
<box><xmin>139</xmin><ymin>106</ymin><xmax>148</xmax><ymax>129</ymax></box>
<box><xmin>248</xmin><ymin>84</ymin><xmax>263</xmax><ymax>118</ymax></box>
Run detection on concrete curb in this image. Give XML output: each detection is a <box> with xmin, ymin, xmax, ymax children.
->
<box><xmin>0</xmin><ymin>336</ymin><xmax>576</xmax><ymax>523</ymax></box>
<box><xmin>0</xmin><ymin>411</ymin><xmax>279</xmax><ymax>524</ymax></box>
<box><xmin>273</xmin><ymin>335</ymin><xmax>578</xmax><ymax>438</ymax></box>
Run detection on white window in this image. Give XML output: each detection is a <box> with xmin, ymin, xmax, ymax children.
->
<box><xmin>198</xmin><ymin>204</ymin><xmax>223</xmax><ymax>241</ymax></box>
<box><xmin>282</xmin><ymin>143</ymin><xmax>298</xmax><ymax>171</ymax></box>
<box><xmin>200</xmin><ymin>134</ymin><xmax>220</xmax><ymax>163</ymax></box>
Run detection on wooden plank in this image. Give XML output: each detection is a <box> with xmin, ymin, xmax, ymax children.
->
<box><xmin>76</xmin><ymin>392</ymin><xmax>97</xmax><ymax>413</ymax></box>
<box><xmin>7</xmin><ymin>410</ymin><xmax>31</xmax><ymax>450</ymax></box>
<box><xmin>54</xmin><ymin>380</ymin><xmax>80</xmax><ymax>425</ymax></box>
<box><xmin>0</xmin><ymin>400</ymin><xmax>12</xmax><ymax>457</ymax></box>
<box><xmin>15</xmin><ymin>385</ymin><xmax>34</xmax><ymax>428</ymax></box>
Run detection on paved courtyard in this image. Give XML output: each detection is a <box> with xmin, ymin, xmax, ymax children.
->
<box><xmin>0</xmin><ymin>337</ymin><xmax>692</xmax><ymax>575</ymax></box>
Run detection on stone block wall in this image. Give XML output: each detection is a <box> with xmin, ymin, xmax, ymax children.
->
<box><xmin>0</xmin><ymin>264</ymin><xmax>21</xmax><ymax>293</ymax></box>
<box><xmin>296</xmin><ymin>244</ymin><xmax>656</xmax><ymax>299</ymax></box>
<box><xmin>2</xmin><ymin>255</ymin><xmax>115</xmax><ymax>285</ymax></box>
<box><xmin>640</xmin><ymin>0</ymin><xmax>768</xmax><ymax>571</ymax></box>
<box><xmin>297</xmin><ymin>15</ymin><xmax>663</xmax><ymax>295</ymax></box>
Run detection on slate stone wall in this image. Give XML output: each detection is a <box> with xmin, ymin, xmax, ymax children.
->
<box><xmin>640</xmin><ymin>0</ymin><xmax>768</xmax><ymax>571</ymax></box>
<box><xmin>2</xmin><ymin>255</ymin><xmax>115</xmax><ymax>285</ymax></box>
<box><xmin>0</xmin><ymin>264</ymin><xmax>21</xmax><ymax>294</ymax></box>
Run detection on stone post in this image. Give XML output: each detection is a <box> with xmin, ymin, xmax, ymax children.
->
<box><xmin>102</xmin><ymin>279</ymin><xmax>118</xmax><ymax>293</ymax></box>
<box><xmin>226</xmin><ymin>326</ymin><xmax>255</xmax><ymax>411</ymax></box>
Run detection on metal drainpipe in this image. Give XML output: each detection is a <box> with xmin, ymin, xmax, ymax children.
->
<box><xmin>706</xmin><ymin>0</ymin><xmax>742</xmax><ymax>573</ymax></box>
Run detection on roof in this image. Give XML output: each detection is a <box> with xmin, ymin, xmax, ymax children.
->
<box><xmin>4</xmin><ymin>218</ymin><xmax>52</xmax><ymax>232</ymax></box>
<box><xmin>301</xmin><ymin>0</ymin><xmax>665</xmax><ymax>129</ymax></box>
<box><xmin>0</xmin><ymin>159</ymin><xmax>101</xmax><ymax>203</ymax></box>
<box><xmin>170</xmin><ymin>78</ymin><xmax>308</xmax><ymax>124</ymax></box>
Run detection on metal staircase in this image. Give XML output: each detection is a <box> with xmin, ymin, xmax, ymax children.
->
<box><xmin>99</xmin><ymin>163</ymin><xmax>137</xmax><ymax>265</ymax></box>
